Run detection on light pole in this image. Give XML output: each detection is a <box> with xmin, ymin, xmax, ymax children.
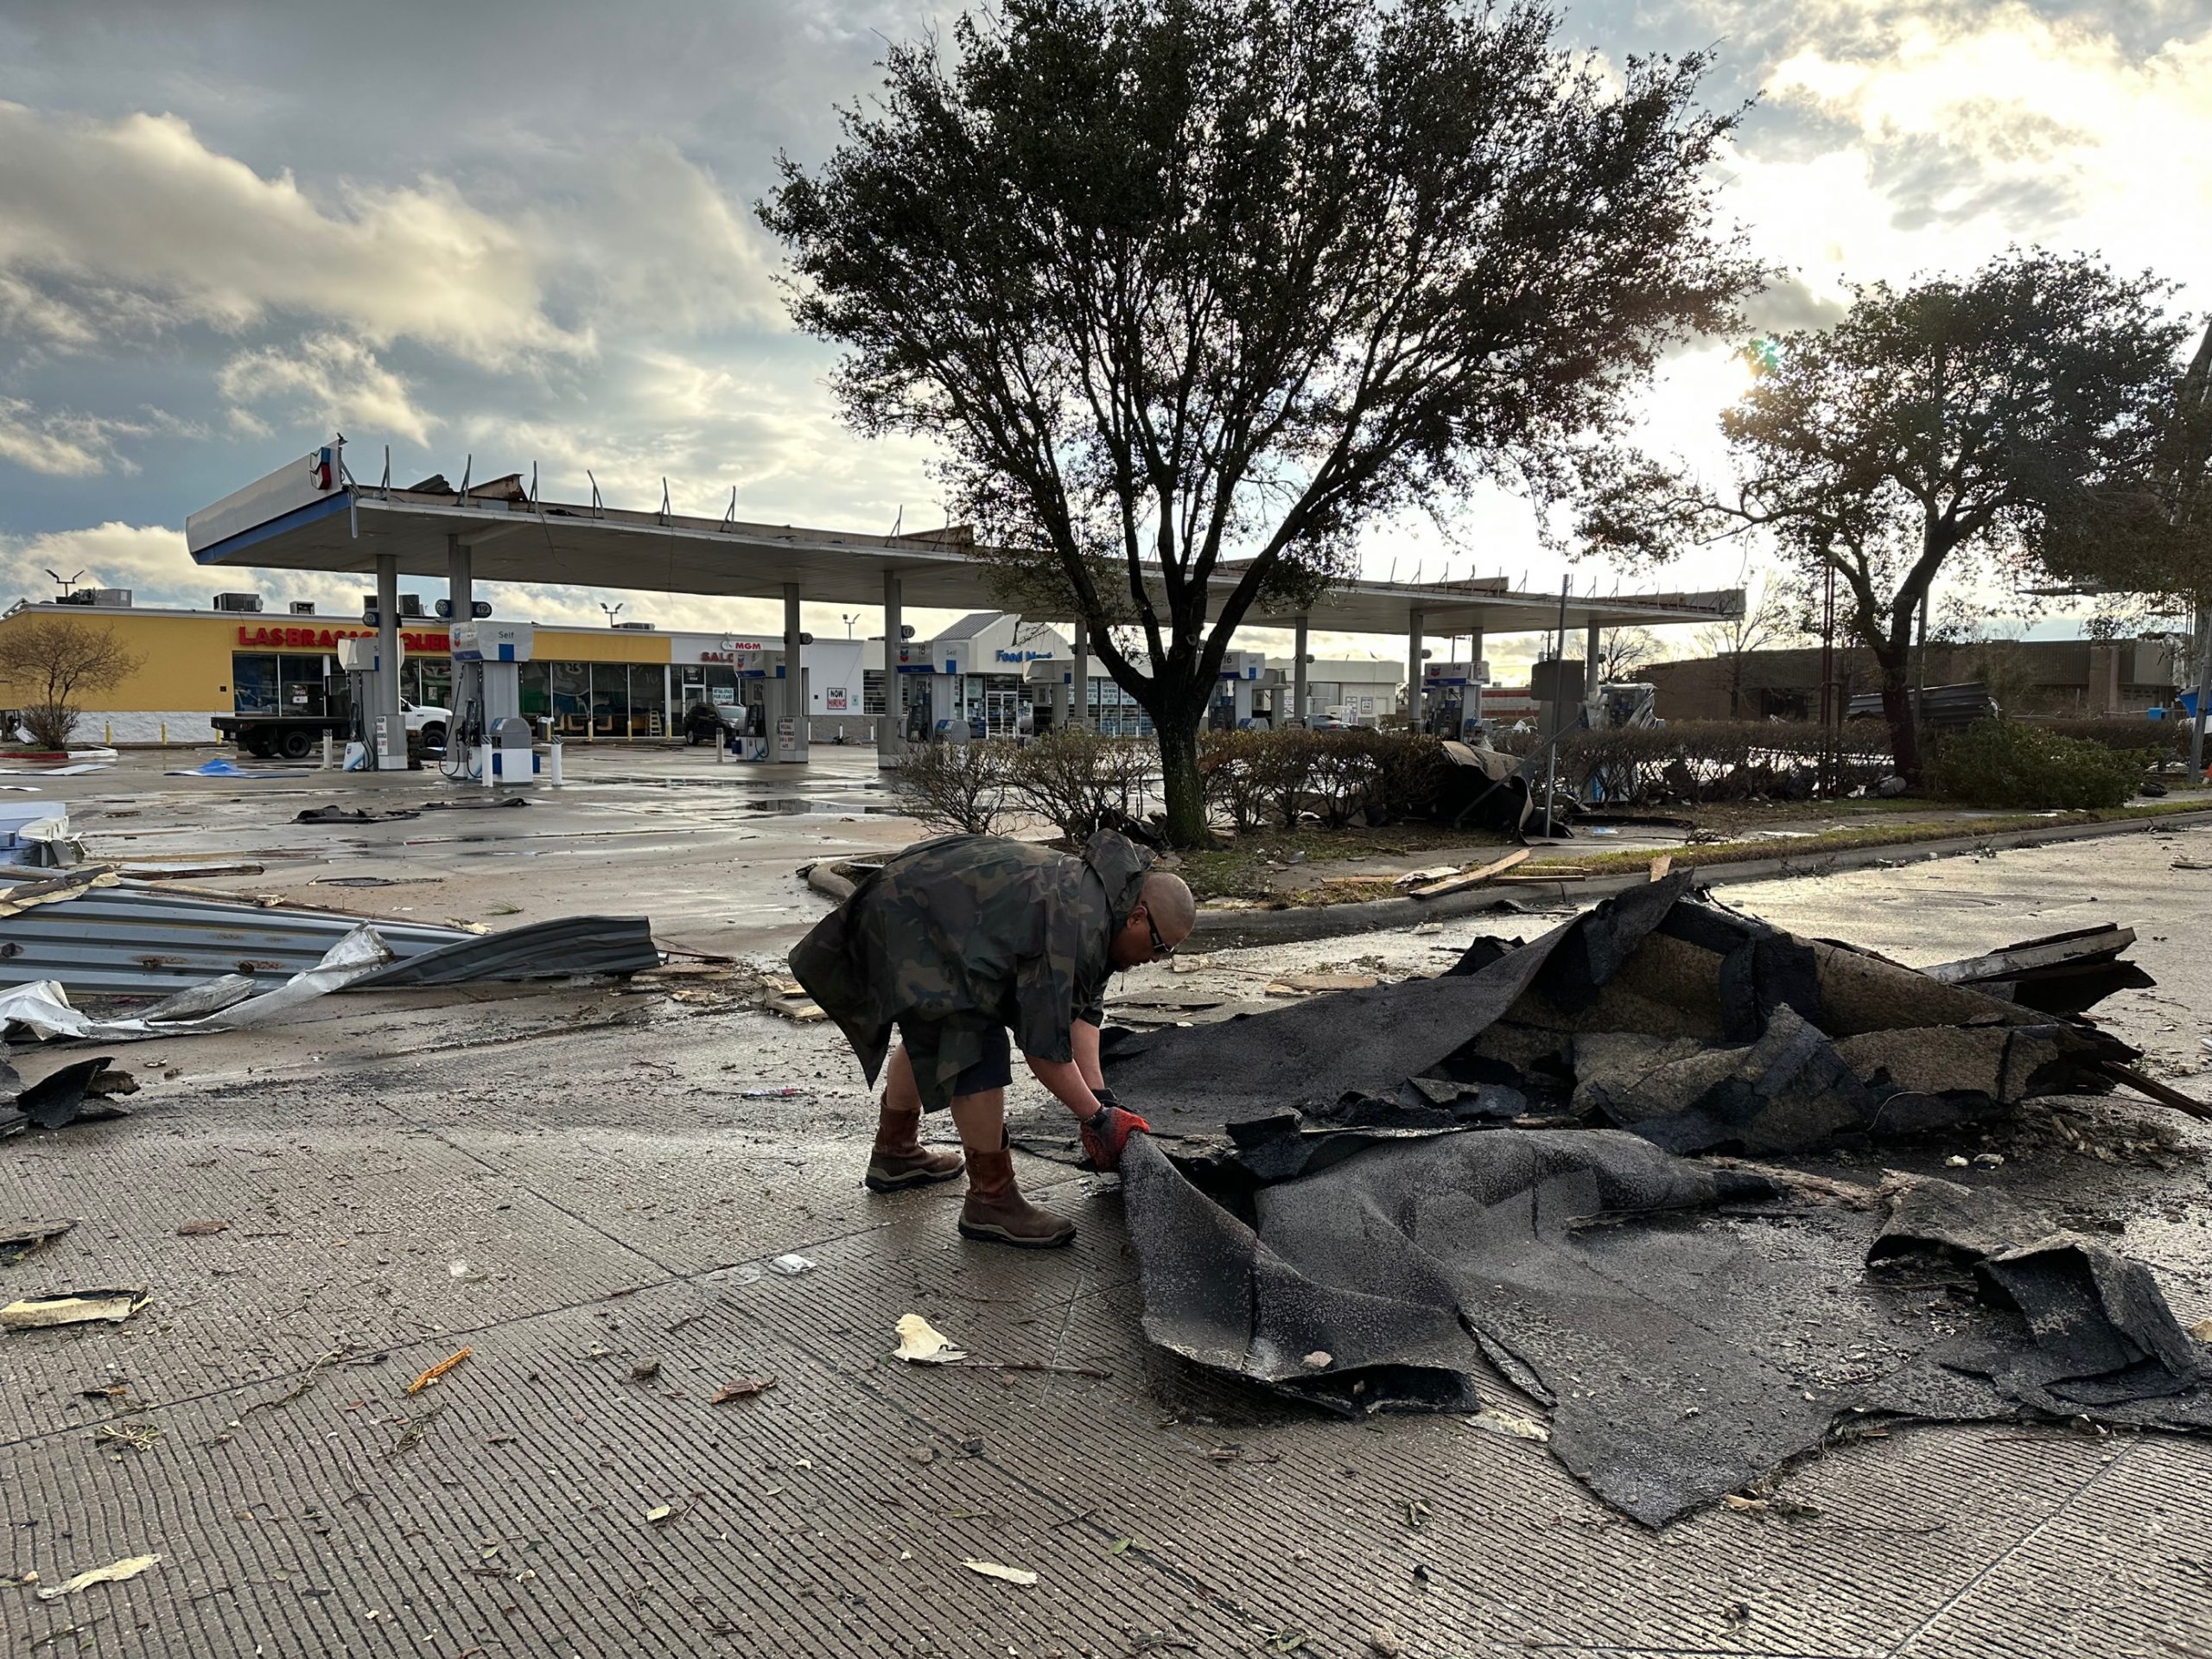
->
<box><xmin>841</xmin><ymin>613</ymin><xmax>861</xmax><ymax>639</ymax></box>
<box><xmin>601</xmin><ymin>602</ymin><xmax>625</xmax><ymax>628</ymax></box>
<box><xmin>45</xmin><ymin>569</ymin><xmax>83</xmax><ymax>601</ymax></box>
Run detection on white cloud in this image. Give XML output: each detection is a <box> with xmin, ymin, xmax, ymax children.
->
<box><xmin>217</xmin><ymin>338</ymin><xmax>440</xmax><ymax>447</ymax></box>
<box><xmin>0</xmin><ymin>102</ymin><xmax>586</xmax><ymax>368</ymax></box>
<box><xmin>545</xmin><ymin>142</ymin><xmax>784</xmax><ymax>334</ymax></box>
<box><xmin>1732</xmin><ymin>3</ymin><xmax>2212</xmax><ymax>301</ymax></box>
<box><xmin>0</xmin><ymin>398</ymin><xmax>153</xmax><ymax>476</ymax></box>
<box><xmin>0</xmin><ymin>521</ymin><xmax>190</xmax><ymax>600</ymax></box>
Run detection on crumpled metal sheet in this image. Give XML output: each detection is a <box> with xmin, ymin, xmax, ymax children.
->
<box><xmin>0</xmin><ymin>878</ymin><xmax>472</xmax><ymax>995</ymax></box>
<box><xmin>358</xmin><ymin>915</ymin><xmax>659</xmax><ymax>986</ymax></box>
<box><xmin>0</xmin><ymin>925</ymin><xmax>398</xmax><ymax>1042</ymax></box>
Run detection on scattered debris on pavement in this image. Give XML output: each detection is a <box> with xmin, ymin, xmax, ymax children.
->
<box><xmin>294</xmin><ymin>804</ymin><xmax>423</xmax><ymax>823</ymax></box>
<box><xmin>893</xmin><ymin>1314</ymin><xmax>968</xmax><ymax>1364</ymax></box>
<box><xmin>1</xmin><ymin>1288</ymin><xmax>150</xmax><ymax>1331</ymax></box>
<box><xmin>406</xmin><ymin>1346</ymin><xmax>474</xmax><ymax>1395</ymax></box>
<box><xmin>0</xmin><ymin>1057</ymin><xmax>134</xmax><ymax>1137</ymax></box>
<box><xmin>960</xmin><ymin>1560</ymin><xmax>1038</xmax><ymax>1586</ymax></box>
<box><xmin>34</xmin><ymin>1554</ymin><xmax>162</xmax><ymax>1600</ymax></box>
<box><xmin>0</xmin><ymin>1219</ymin><xmax>73</xmax><ymax>1265</ymax></box>
<box><xmin>1104</xmin><ymin>875</ymin><xmax>2212</xmax><ymax>1525</ymax></box>
<box><xmin>709</xmin><ymin>1376</ymin><xmax>777</xmax><ymax>1403</ymax></box>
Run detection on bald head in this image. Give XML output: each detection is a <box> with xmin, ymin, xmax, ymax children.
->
<box><xmin>1109</xmin><ymin>869</ymin><xmax>1198</xmax><ymax>969</ymax></box>
<box><xmin>1141</xmin><ymin>871</ymin><xmax>1196</xmax><ymax>941</ymax></box>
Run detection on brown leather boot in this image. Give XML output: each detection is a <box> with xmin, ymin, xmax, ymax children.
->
<box><xmin>863</xmin><ymin>1101</ymin><xmax>966</xmax><ymax>1193</ymax></box>
<box><xmin>957</xmin><ymin>1140</ymin><xmax>1076</xmax><ymax>1248</ymax></box>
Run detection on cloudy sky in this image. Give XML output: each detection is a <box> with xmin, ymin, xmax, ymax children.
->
<box><xmin>1</xmin><ymin>0</ymin><xmax>2207</xmax><ymax>667</ymax></box>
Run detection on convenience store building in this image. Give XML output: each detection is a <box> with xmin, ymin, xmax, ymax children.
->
<box><xmin>0</xmin><ymin>594</ymin><xmax>866</xmax><ymax>746</ymax></box>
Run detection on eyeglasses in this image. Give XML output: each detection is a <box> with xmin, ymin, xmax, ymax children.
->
<box><xmin>1144</xmin><ymin>907</ymin><xmax>1176</xmax><ymax>959</ymax></box>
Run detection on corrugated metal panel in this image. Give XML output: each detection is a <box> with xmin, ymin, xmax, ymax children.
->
<box><xmin>360</xmin><ymin>916</ymin><xmax>659</xmax><ymax>986</ymax></box>
<box><xmin>0</xmin><ymin>884</ymin><xmax>472</xmax><ymax>995</ymax></box>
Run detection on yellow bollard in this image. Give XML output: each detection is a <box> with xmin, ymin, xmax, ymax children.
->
<box><xmin>160</xmin><ymin>721</ymin><xmax>167</xmax><ymax>747</ymax></box>
<box><xmin>105</xmin><ymin>720</ymin><xmax>112</xmax><ymax>744</ymax></box>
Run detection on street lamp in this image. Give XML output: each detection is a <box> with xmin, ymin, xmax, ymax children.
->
<box><xmin>601</xmin><ymin>602</ymin><xmax>625</xmax><ymax>628</ymax></box>
<box><xmin>45</xmin><ymin>569</ymin><xmax>83</xmax><ymax>601</ymax></box>
<box><xmin>841</xmin><ymin>613</ymin><xmax>861</xmax><ymax>639</ymax></box>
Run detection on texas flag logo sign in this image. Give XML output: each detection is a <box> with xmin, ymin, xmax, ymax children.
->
<box><xmin>308</xmin><ymin>445</ymin><xmax>336</xmax><ymax>490</ymax></box>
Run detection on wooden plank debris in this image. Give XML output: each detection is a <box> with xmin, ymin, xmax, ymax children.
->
<box><xmin>1408</xmin><ymin>849</ymin><xmax>1531</xmax><ymax>900</ymax></box>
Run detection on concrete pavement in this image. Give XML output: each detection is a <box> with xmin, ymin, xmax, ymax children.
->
<box><xmin>0</xmin><ymin>764</ymin><xmax>2208</xmax><ymax>1657</ymax></box>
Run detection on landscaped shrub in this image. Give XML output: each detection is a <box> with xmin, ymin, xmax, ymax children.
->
<box><xmin>1003</xmin><ymin>730</ymin><xmax>1157</xmax><ymax>842</ymax></box>
<box><xmin>887</xmin><ymin>739</ymin><xmax>1014</xmax><ymax>834</ymax></box>
<box><xmin>1198</xmin><ymin>729</ymin><xmax>1272</xmax><ymax>831</ymax></box>
<box><xmin>1492</xmin><ymin>720</ymin><xmax>1891</xmax><ymax>804</ymax></box>
<box><xmin>2026</xmin><ymin>717</ymin><xmax>2185</xmax><ymax>768</ymax></box>
<box><xmin>1928</xmin><ymin>719</ymin><xmax>2142</xmax><ymax>810</ymax></box>
<box><xmin>1198</xmin><ymin>728</ymin><xmax>1451</xmax><ymax>830</ymax></box>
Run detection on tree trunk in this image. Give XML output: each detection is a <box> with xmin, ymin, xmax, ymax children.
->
<box><xmin>1150</xmin><ymin>702</ymin><xmax>1210</xmax><ymax>848</ymax></box>
<box><xmin>1872</xmin><ymin>639</ymin><xmax>1920</xmax><ymax>783</ymax></box>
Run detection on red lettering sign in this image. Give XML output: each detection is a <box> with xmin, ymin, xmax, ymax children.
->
<box><xmin>234</xmin><ymin>624</ymin><xmax>450</xmax><ymax>654</ymax></box>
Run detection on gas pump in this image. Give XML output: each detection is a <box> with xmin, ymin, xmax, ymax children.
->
<box><xmin>728</xmin><ymin>647</ymin><xmax>785</xmax><ymax>761</ymax></box>
<box><xmin>1209</xmin><ymin>651</ymin><xmax>1268</xmax><ymax>729</ymax></box>
<box><xmin>1421</xmin><ymin>660</ymin><xmax>1491</xmax><ymax>743</ymax></box>
<box><xmin>899</xmin><ymin>637</ymin><xmax>973</xmax><ymax>741</ymax></box>
<box><xmin>451</xmin><ymin>621</ymin><xmax>553</xmax><ymax>785</ymax></box>
<box><xmin>336</xmin><ymin>635</ymin><xmax>402</xmax><ymax>771</ymax></box>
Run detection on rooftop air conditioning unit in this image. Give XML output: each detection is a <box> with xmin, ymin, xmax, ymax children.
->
<box><xmin>213</xmin><ymin>593</ymin><xmax>264</xmax><ymax>613</ymax></box>
<box><xmin>88</xmin><ymin>588</ymin><xmax>131</xmax><ymax>607</ymax></box>
<box><xmin>613</xmin><ymin>620</ymin><xmax>657</xmax><ymax>631</ymax></box>
<box><xmin>289</xmin><ymin>601</ymin><xmax>315</xmax><ymax>615</ymax></box>
<box><xmin>55</xmin><ymin>591</ymin><xmax>95</xmax><ymax>607</ymax></box>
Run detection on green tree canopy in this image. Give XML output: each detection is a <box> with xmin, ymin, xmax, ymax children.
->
<box><xmin>760</xmin><ymin>0</ymin><xmax>1758</xmax><ymax>841</ymax></box>
<box><xmin>1587</xmin><ymin>248</ymin><xmax>2196</xmax><ymax>780</ymax></box>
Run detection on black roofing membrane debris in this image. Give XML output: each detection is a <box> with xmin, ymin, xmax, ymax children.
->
<box><xmin>1105</xmin><ymin>877</ymin><xmax>2211</xmax><ymax>1525</ymax></box>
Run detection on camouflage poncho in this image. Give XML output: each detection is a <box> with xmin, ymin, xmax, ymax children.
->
<box><xmin>789</xmin><ymin>830</ymin><xmax>1153</xmax><ymax>1111</ymax></box>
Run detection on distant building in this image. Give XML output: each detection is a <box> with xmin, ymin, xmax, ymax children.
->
<box><xmin>0</xmin><ymin>594</ymin><xmax>866</xmax><ymax>744</ymax></box>
<box><xmin>1642</xmin><ymin>639</ymin><xmax>2183</xmax><ymax>722</ymax></box>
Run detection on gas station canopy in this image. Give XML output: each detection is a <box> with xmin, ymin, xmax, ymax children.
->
<box><xmin>188</xmin><ymin>449</ymin><xmax>1741</xmax><ymax>639</ymax></box>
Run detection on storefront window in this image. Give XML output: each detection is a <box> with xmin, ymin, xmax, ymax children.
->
<box><xmin>630</xmin><ymin>665</ymin><xmax>668</xmax><ymax>735</ymax></box>
<box><xmin>591</xmin><ymin>663</ymin><xmax>628</xmax><ymax>736</ymax></box>
<box><xmin>550</xmin><ymin>662</ymin><xmax>591</xmax><ymax>735</ymax></box>
<box><xmin>519</xmin><ymin>662</ymin><xmax>551</xmax><ymax>717</ymax></box>
<box><xmin>413</xmin><ymin>659</ymin><xmax>452</xmax><ymax>709</ymax></box>
<box><xmin>232</xmin><ymin>653</ymin><xmax>280</xmax><ymax>714</ymax></box>
<box><xmin>278</xmin><ymin>655</ymin><xmax>327</xmax><ymax>717</ymax></box>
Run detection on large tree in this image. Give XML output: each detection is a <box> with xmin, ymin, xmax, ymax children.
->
<box><xmin>2035</xmin><ymin>321</ymin><xmax>2212</xmax><ymax>767</ymax></box>
<box><xmin>1588</xmin><ymin>249</ymin><xmax>2196</xmax><ymax>782</ymax></box>
<box><xmin>760</xmin><ymin>0</ymin><xmax>1758</xmax><ymax>842</ymax></box>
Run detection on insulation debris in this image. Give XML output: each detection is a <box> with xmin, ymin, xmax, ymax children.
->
<box><xmin>893</xmin><ymin>1314</ymin><xmax>967</xmax><ymax>1364</ymax></box>
<box><xmin>34</xmin><ymin>1553</ymin><xmax>162</xmax><ymax>1600</ymax></box>
<box><xmin>1</xmin><ymin>1288</ymin><xmax>150</xmax><ymax>1331</ymax></box>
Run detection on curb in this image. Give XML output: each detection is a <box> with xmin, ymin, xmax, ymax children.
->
<box><xmin>1186</xmin><ymin>806</ymin><xmax>2212</xmax><ymax>950</ymax></box>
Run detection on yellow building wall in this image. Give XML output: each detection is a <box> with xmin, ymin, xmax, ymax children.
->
<box><xmin>0</xmin><ymin>608</ymin><xmax>243</xmax><ymax>712</ymax></box>
<box><xmin>0</xmin><ymin>607</ymin><xmax>674</xmax><ymax>713</ymax></box>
